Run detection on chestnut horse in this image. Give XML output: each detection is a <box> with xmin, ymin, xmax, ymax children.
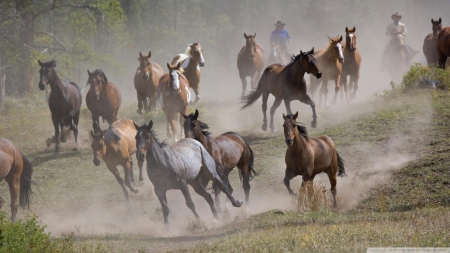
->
<box><xmin>158</xmin><ymin>63</ymin><xmax>190</xmax><ymax>142</ymax></box>
<box><xmin>134</xmin><ymin>51</ymin><xmax>164</xmax><ymax>114</ymax></box>
<box><xmin>90</xmin><ymin>119</ymin><xmax>142</xmax><ymax>200</ymax></box>
<box><xmin>423</xmin><ymin>18</ymin><xmax>443</xmax><ymax>66</ymax></box>
<box><xmin>38</xmin><ymin>60</ymin><xmax>82</xmax><ymax>154</ymax></box>
<box><xmin>266</xmin><ymin>42</ymin><xmax>290</xmax><ymax>66</ymax></box>
<box><xmin>241</xmin><ymin>49</ymin><xmax>322</xmax><ymax>132</ymax></box>
<box><xmin>341</xmin><ymin>27</ymin><xmax>362</xmax><ymax>101</ymax></box>
<box><xmin>438</xmin><ymin>26</ymin><xmax>450</xmax><ymax>69</ymax></box>
<box><xmin>0</xmin><ymin>138</ymin><xmax>33</xmax><ymax>222</ymax></box>
<box><xmin>172</xmin><ymin>43</ymin><xmax>205</xmax><ymax>105</ymax></box>
<box><xmin>237</xmin><ymin>33</ymin><xmax>265</xmax><ymax>97</ymax></box>
<box><xmin>183</xmin><ymin>109</ymin><xmax>258</xmax><ymax>208</ymax></box>
<box><xmin>309</xmin><ymin>36</ymin><xmax>344</xmax><ymax>106</ymax></box>
<box><xmin>282</xmin><ymin>112</ymin><xmax>346</xmax><ymax>209</ymax></box>
<box><xmin>86</xmin><ymin>69</ymin><xmax>122</xmax><ymax>133</ymax></box>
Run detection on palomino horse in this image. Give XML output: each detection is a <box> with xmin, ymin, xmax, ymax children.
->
<box><xmin>241</xmin><ymin>49</ymin><xmax>322</xmax><ymax>132</ymax></box>
<box><xmin>172</xmin><ymin>43</ymin><xmax>205</xmax><ymax>105</ymax></box>
<box><xmin>309</xmin><ymin>36</ymin><xmax>344</xmax><ymax>106</ymax></box>
<box><xmin>38</xmin><ymin>60</ymin><xmax>82</xmax><ymax>154</ymax></box>
<box><xmin>266</xmin><ymin>42</ymin><xmax>290</xmax><ymax>66</ymax></box>
<box><xmin>0</xmin><ymin>138</ymin><xmax>33</xmax><ymax>222</ymax></box>
<box><xmin>134</xmin><ymin>120</ymin><xmax>243</xmax><ymax>225</ymax></box>
<box><xmin>134</xmin><ymin>51</ymin><xmax>164</xmax><ymax>114</ymax></box>
<box><xmin>183</xmin><ymin>110</ymin><xmax>258</xmax><ymax>208</ymax></box>
<box><xmin>86</xmin><ymin>69</ymin><xmax>122</xmax><ymax>133</ymax></box>
<box><xmin>423</xmin><ymin>18</ymin><xmax>443</xmax><ymax>66</ymax></box>
<box><xmin>90</xmin><ymin>119</ymin><xmax>142</xmax><ymax>200</ymax></box>
<box><xmin>341</xmin><ymin>27</ymin><xmax>362</xmax><ymax>101</ymax></box>
<box><xmin>438</xmin><ymin>26</ymin><xmax>450</xmax><ymax>69</ymax></box>
<box><xmin>237</xmin><ymin>33</ymin><xmax>265</xmax><ymax>97</ymax></box>
<box><xmin>158</xmin><ymin>63</ymin><xmax>190</xmax><ymax>142</ymax></box>
<box><xmin>282</xmin><ymin>112</ymin><xmax>346</xmax><ymax>209</ymax></box>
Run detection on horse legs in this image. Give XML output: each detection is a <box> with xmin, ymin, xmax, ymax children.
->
<box><xmin>319</xmin><ymin>80</ymin><xmax>329</xmax><ymax>107</ymax></box>
<box><xmin>6</xmin><ymin>176</ymin><xmax>20</xmax><ymax>222</ymax></box>
<box><xmin>106</xmin><ymin>163</ymin><xmax>129</xmax><ymax>200</ymax></box>
<box><xmin>250</xmin><ymin>73</ymin><xmax>258</xmax><ymax>91</ymax></box>
<box><xmin>166</xmin><ymin>113</ymin><xmax>176</xmax><ymax>142</ymax></box>
<box><xmin>191</xmin><ymin>180</ymin><xmax>219</xmax><ymax>221</ymax></box>
<box><xmin>72</xmin><ymin>111</ymin><xmax>80</xmax><ymax>150</ymax></box>
<box><xmin>124</xmin><ymin>160</ymin><xmax>138</xmax><ymax>194</ymax></box>
<box><xmin>92</xmin><ymin>115</ymin><xmax>101</xmax><ymax>134</ymax></box>
<box><xmin>136</xmin><ymin>93</ymin><xmax>145</xmax><ymax>114</ymax></box>
<box><xmin>137</xmin><ymin>155</ymin><xmax>144</xmax><ymax>181</ymax></box>
<box><xmin>269</xmin><ymin>98</ymin><xmax>282</xmax><ymax>133</ymax></box>
<box><xmin>143</xmin><ymin>96</ymin><xmax>151</xmax><ymax>113</ymax></box>
<box><xmin>331</xmin><ymin>75</ymin><xmax>341</xmax><ymax>105</ymax></box>
<box><xmin>284</xmin><ymin>99</ymin><xmax>293</xmax><ymax>115</ymax></box>
<box><xmin>438</xmin><ymin>50</ymin><xmax>448</xmax><ymax>69</ymax></box>
<box><xmin>180</xmin><ymin>181</ymin><xmax>200</xmax><ymax>219</ymax></box>
<box><xmin>350</xmin><ymin>72</ymin><xmax>359</xmax><ymax>99</ymax></box>
<box><xmin>239</xmin><ymin>165</ymin><xmax>251</xmax><ymax>205</ymax></box>
<box><xmin>191</xmin><ymin>84</ymin><xmax>201</xmax><ymax>105</ymax></box>
<box><xmin>204</xmin><ymin>167</ymin><xmax>242</xmax><ymax>208</ymax></box>
<box><xmin>299</xmin><ymin>94</ymin><xmax>318</xmax><ymax>128</ymax></box>
<box><xmin>326</xmin><ymin>168</ymin><xmax>338</xmax><ymax>209</ymax></box>
<box><xmin>179</xmin><ymin>111</ymin><xmax>186</xmax><ymax>141</ymax></box>
<box><xmin>283</xmin><ymin>169</ymin><xmax>297</xmax><ymax>196</ymax></box>
<box><xmin>261</xmin><ymin>92</ymin><xmax>269</xmax><ymax>131</ymax></box>
<box><xmin>149</xmin><ymin>93</ymin><xmax>158</xmax><ymax>113</ymax></box>
<box><xmin>52</xmin><ymin>115</ymin><xmax>61</xmax><ymax>155</ymax></box>
<box><xmin>155</xmin><ymin>188</ymin><xmax>169</xmax><ymax>226</ymax></box>
<box><xmin>240</xmin><ymin>74</ymin><xmax>247</xmax><ymax>98</ymax></box>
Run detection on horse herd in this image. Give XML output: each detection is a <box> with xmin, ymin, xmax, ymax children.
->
<box><xmin>1</xmin><ymin>21</ymin><xmax>449</xmax><ymax>226</ymax></box>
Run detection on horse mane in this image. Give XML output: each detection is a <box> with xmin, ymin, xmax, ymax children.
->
<box><xmin>286</xmin><ymin>114</ymin><xmax>309</xmax><ymax>140</ymax></box>
<box><xmin>187</xmin><ymin>112</ymin><xmax>211</xmax><ymax>136</ymax></box>
<box><xmin>142</xmin><ymin>123</ymin><xmax>167</xmax><ymax>147</ymax></box>
<box><xmin>91</xmin><ymin>69</ymin><xmax>108</xmax><ymax>84</ymax></box>
<box><xmin>286</xmin><ymin>53</ymin><xmax>301</xmax><ymax>67</ymax></box>
<box><xmin>184</xmin><ymin>42</ymin><xmax>199</xmax><ymax>56</ymax></box>
<box><xmin>317</xmin><ymin>37</ymin><xmax>341</xmax><ymax>60</ymax></box>
<box><xmin>103</xmin><ymin>128</ymin><xmax>121</xmax><ymax>144</ymax></box>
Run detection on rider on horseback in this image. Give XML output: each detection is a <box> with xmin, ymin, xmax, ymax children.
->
<box><xmin>270</xmin><ymin>21</ymin><xmax>292</xmax><ymax>60</ymax></box>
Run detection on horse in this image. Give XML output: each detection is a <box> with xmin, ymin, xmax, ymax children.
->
<box><xmin>182</xmin><ymin>109</ymin><xmax>258</xmax><ymax>208</ymax></box>
<box><xmin>0</xmin><ymin>138</ymin><xmax>33</xmax><ymax>222</ymax></box>
<box><xmin>309</xmin><ymin>36</ymin><xmax>344</xmax><ymax>106</ymax></box>
<box><xmin>157</xmin><ymin>62</ymin><xmax>190</xmax><ymax>143</ymax></box>
<box><xmin>90</xmin><ymin>119</ymin><xmax>142</xmax><ymax>200</ymax></box>
<box><xmin>282</xmin><ymin>112</ymin><xmax>346</xmax><ymax>209</ymax></box>
<box><xmin>423</xmin><ymin>18</ymin><xmax>442</xmax><ymax>66</ymax></box>
<box><xmin>386</xmin><ymin>33</ymin><xmax>408</xmax><ymax>81</ymax></box>
<box><xmin>438</xmin><ymin>26</ymin><xmax>450</xmax><ymax>69</ymax></box>
<box><xmin>171</xmin><ymin>43</ymin><xmax>205</xmax><ymax>105</ymax></box>
<box><xmin>241</xmin><ymin>48</ymin><xmax>322</xmax><ymax>132</ymax></box>
<box><xmin>237</xmin><ymin>33</ymin><xmax>265</xmax><ymax>97</ymax></box>
<box><xmin>38</xmin><ymin>60</ymin><xmax>82</xmax><ymax>155</ymax></box>
<box><xmin>341</xmin><ymin>27</ymin><xmax>362</xmax><ymax>101</ymax></box>
<box><xmin>134</xmin><ymin>120</ymin><xmax>243</xmax><ymax>226</ymax></box>
<box><xmin>266</xmin><ymin>42</ymin><xmax>290</xmax><ymax>66</ymax></box>
<box><xmin>86</xmin><ymin>69</ymin><xmax>122</xmax><ymax>133</ymax></box>
<box><xmin>134</xmin><ymin>51</ymin><xmax>164</xmax><ymax>114</ymax></box>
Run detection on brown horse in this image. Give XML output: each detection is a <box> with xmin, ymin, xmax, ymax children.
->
<box><xmin>86</xmin><ymin>69</ymin><xmax>122</xmax><ymax>133</ymax></box>
<box><xmin>438</xmin><ymin>26</ymin><xmax>450</xmax><ymax>69</ymax></box>
<box><xmin>341</xmin><ymin>27</ymin><xmax>362</xmax><ymax>101</ymax></box>
<box><xmin>0</xmin><ymin>138</ymin><xmax>33</xmax><ymax>222</ymax></box>
<box><xmin>172</xmin><ymin>43</ymin><xmax>205</xmax><ymax>105</ymax></box>
<box><xmin>158</xmin><ymin>62</ymin><xmax>190</xmax><ymax>142</ymax></box>
<box><xmin>241</xmin><ymin>49</ymin><xmax>322</xmax><ymax>132</ymax></box>
<box><xmin>423</xmin><ymin>18</ymin><xmax>442</xmax><ymax>66</ymax></box>
<box><xmin>309</xmin><ymin>36</ymin><xmax>344</xmax><ymax>106</ymax></box>
<box><xmin>266</xmin><ymin>42</ymin><xmax>290</xmax><ymax>66</ymax></box>
<box><xmin>38</xmin><ymin>60</ymin><xmax>82</xmax><ymax>155</ymax></box>
<box><xmin>182</xmin><ymin>109</ymin><xmax>258</xmax><ymax>208</ymax></box>
<box><xmin>134</xmin><ymin>51</ymin><xmax>164</xmax><ymax>114</ymax></box>
<box><xmin>282</xmin><ymin>112</ymin><xmax>346</xmax><ymax>209</ymax></box>
<box><xmin>90</xmin><ymin>119</ymin><xmax>142</xmax><ymax>200</ymax></box>
<box><xmin>237</xmin><ymin>33</ymin><xmax>265</xmax><ymax>97</ymax></box>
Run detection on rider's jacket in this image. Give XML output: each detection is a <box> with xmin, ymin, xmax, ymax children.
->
<box><xmin>270</xmin><ymin>29</ymin><xmax>291</xmax><ymax>46</ymax></box>
<box><xmin>385</xmin><ymin>22</ymin><xmax>407</xmax><ymax>40</ymax></box>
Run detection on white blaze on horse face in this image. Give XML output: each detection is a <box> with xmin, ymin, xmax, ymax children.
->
<box><xmin>336</xmin><ymin>42</ymin><xmax>344</xmax><ymax>62</ymax></box>
<box><xmin>348</xmin><ymin>34</ymin><xmax>354</xmax><ymax>51</ymax></box>
<box><xmin>199</xmin><ymin>51</ymin><xmax>205</xmax><ymax>67</ymax></box>
<box><xmin>171</xmin><ymin>69</ymin><xmax>180</xmax><ymax>91</ymax></box>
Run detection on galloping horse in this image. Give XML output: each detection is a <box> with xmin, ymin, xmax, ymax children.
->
<box><xmin>172</xmin><ymin>43</ymin><xmax>205</xmax><ymax>105</ymax></box>
<box><xmin>341</xmin><ymin>27</ymin><xmax>362</xmax><ymax>101</ymax></box>
<box><xmin>438</xmin><ymin>26</ymin><xmax>450</xmax><ymax>69</ymax></box>
<box><xmin>309</xmin><ymin>36</ymin><xmax>344</xmax><ymax>106</ymax></box>
<box><xmin>134</xmin><ymin>120</ymin><xmax>243</xmax><ymax>225</ymax></box>
<box><xmin>158</xmin><ymin>63</ymin><xmax>190</xmax><ymax>142</ymax></box>
<box><xmin>134</xmin><ymin>51</ymin><xmax>164</xmax><ymax>114</ymax></box>
<box><xmin>241</xmin><ymin>49</ymin><xmax>322</xmax><ymax>132</ymax></box>
<box><xmin>282</xmin><ymin>112</ymin><xmax>346</xmax><ymax>209</ymax></box>
<box><xmin>0</xmin><ymin>138</ymin><xmax>33</xmax><ymax>222</ymax></box>
<box><xmin>237</xmin><ymin>33</ymin><xmax>265</xmax><ymax>97</ymax></box>
<box><xmin>86</xmin><ymin>69</ymin><xmax>122</xmax><ymax>133</ymax></box>
<box><xmin>266</xmin><ymin>42</ymin><xmax>290</xmax><ymax>66</ymax></box>
<box><xmin>183</xmin><ymin>110</ymin><xmax>258</xmax><ymax>208</ymax></box>
<box><xmin>91</xmin><ymin>119</ymin><xmax>142</xmax><ymax>200</ymax></box>
<box><xmin>423</xmin><ymin>18</ymin><xmax>443</xmax><ymax>66</ymax></box>
<box><xmin>38</xmin><ymin>60</ymin><xmax>82</xmax><ymax>154</ymax></box>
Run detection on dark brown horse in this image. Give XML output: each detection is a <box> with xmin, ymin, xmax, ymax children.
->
<box><xmin>38</xmin><ymin>60</ymin><xmax>82</xmax><ymax>154</ymax></box>
<box><xmin>341</xmin><ymin>27</ymin><xmax>362</xmax><ymax>101</ymax></box>
<box><xmin>86</xmin><ymin>69</ymin><xmax>122</xmax><ymax>133</ymax></box>
<box><xmin>241</xmin><ymin>49</ymin><xmax>322</xmax><ymax>132</ymax></box>
<box><xmin>237</xmin><ymin>33</ymin><xmax>265</xmax><ymax>97</ymax></box>
<box><xmin>157</xmin><ymin>63</ymin><xmax>190</xmax><ymax>142</ymax></box>
<box><xmin>309</xmin><ymin>36</ymin><xmax>344</xmax><ymax>106</ymax></box>
<box><xmin>423</xmin><ymin>18</ymin><xmax>442</xmax><ymax>66</ymax></box>
<box><xmin>182</xmin><ymin>109</ymin><xmax>258</xmax><ymax>208</ymax></box>
<box><xmin>91</xmin><ymin>119</ymin><xmax>142</xmax><ymax>199</ymax></box>
<box><xmin>134</xmin><ymin>51</ymin><xmax>164</xmax><ymax>114</ymax></box>
<box><xmin>172</xmin><ymin>43</ymin><xmax>205</xmax><ymax>105</ymax></box>
<box><xmin>282</xmin><ymin>112</ymin><xmax>346</xmax><ymax>209</ymax></box>
<box><xmin>0</xmin><ymin>138</ymin><xmax>33</xmax><ymax>222</ymax></box>
<box><xmin>266</xmin><ymin>42</ymin><xmax>290</xmax><ymax>66</ymax></box>
<box><xmin>438</xmin><ymin>26</ymin><xmax>450</xmax><ymax>69</ymax></box>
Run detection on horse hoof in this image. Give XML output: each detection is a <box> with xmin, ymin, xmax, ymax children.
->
<box><xmin>234</xmin><ymin>200</ymin><xmax>243</xmax><ymax>207</ymax></box>
<box><xmin>139</xmin><ymin>176</ymin><xmax>144</xmax><ymax>181</ymax></box>
<box><xmin>271</xmin><ymin>129</ymin><xmax>277</xmax><ymax>133</ymax></box>
<box><xmin>131</xmin><ymin>187</ymin><xmax>138</xmax><ymax>193</ymax></box>
<box><xmin>262</xmin><ymin>124</ymin><xmax>268</xmax><ymax>131</ymax></box>
<box><xmin>212</xmin><ymin>218</ymin><xmax>219</xmax><ymax>223</ymax></box>
<box><xmin>136</xmin><ymin>109</ymin><xmax>142</xmax><ymax>114</ymax></box>
<box><xmin>311</xmin><ymin>120</ymin><xmax>317</xmax><ymax>129</ymax></box>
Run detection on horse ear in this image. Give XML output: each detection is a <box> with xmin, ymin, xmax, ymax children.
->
<box><xmin>254</xmin><ymin>33</ymin><xmax>256</xmax><ymax>38</ymax></box>
<box><xmin>133</xmin><ymin>121</ymin><xmax>139</xmax><ymax>130</ymax></box>
<box><xmin>101</xmin><ymin>71</ymin><xmax>108</xmax><ymax>85</ymax></box>
<box><xmin>439</xmin><ymin>18</ymin><xmax>442</xmax><ymax>24</ymax></box>
<box><xmin>148</xmin><ymin>51</ymin><xmax>151</xmax><ymax>58</ymax></box>
<box><xmin>311</xmin><ymin>47</ymin><xmax>315</xmax><ymax>54</ymax></box>
<box><xmin>38</xmin><ymin>60</ymin><xmax>43</xmax><ymax>66</ymax></box>
<box><xmin>345</xmin><ymin>27</ymin><xmax>348</xmax><ymax>33</ymax></box>
<box><xmin>244</xmin><ymin>33</ymin><xmax>247</xmax><ymax>38</ymax></box>
<box><xmin>51</xmin><ymin>59</ymin><xmax>56</xmax><ymax>67</ymax></box>
<box><xmin>167</xmin><ymin>63</ymin><xmax>171</xmax><ymax>70</ymax></box>
<box><xmin>176</xmin><ymin>62</ymin><xmax>182</xmax><ymax>69</ymax></box>
<box><xmin>353</xmin><ymin>26</ymin><xmax>355</xmax><ymax>32</ymax></box>
<box><xmin>194</xmin><ymin>109</ymin><xmax>199</xmax><ymax>119</ymax></box>
<box><xmin>300</xmin><ymin>50</ymin><xmax>304</xmax><ymax>55</ymax></box>
<box><xmin>147</xmin><ymin>120</ymin><xmax>153</xmax><ymax>130</ymax></box>
<box><xmin>139</xmin><ymin>52</ymin><xmax>143</xmax><ymax>58</ymax></box>
<box><xmin>189</xmin><ymin>44</ymin><xmax>194</xmax><ymax>47</ymax></box>
<box><xmin>87</xmin><ymin>70</ymin><xmax>91</xmax><ymax>76</ymax></box>
<box><xmin>293</xmin><ymin>111</ymin><xmax>298</xmax><ymax>120</ymax></box>
<box><xmin>327</xmin><ymin>35</ymin><xmax>332</xmax><ymax>41</ymax></box>
<box><xmin>338</xmin><ymin>36</ymin><xmax>343</xmax><ymax>42</ymax></box>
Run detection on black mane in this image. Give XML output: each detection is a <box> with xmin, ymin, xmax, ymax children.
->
<box><xmin>90</xmin><ymin>69</ymin><xmax>108</xmax><ymax>84</ymax></box>
<box><xmin>103</xmin><ymin>128</ymin><xmax>121</xmax><ymax>143</ymax></box>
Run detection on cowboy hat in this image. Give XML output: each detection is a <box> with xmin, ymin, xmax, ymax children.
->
<box><xmin>391</xmin><ymin>12</ymin><xmax>402</xmax><ymax>20</ymax></box>
<box><xmin>274</xmin><ymin>21</ymin><xmax>285</xmax><ymax>26</ymax></box>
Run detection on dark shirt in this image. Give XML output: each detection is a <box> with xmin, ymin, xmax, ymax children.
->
<box><xmin>270</xmin><ymin>29</ymin><xmax>291</xmax><ymax>46</ymax></box>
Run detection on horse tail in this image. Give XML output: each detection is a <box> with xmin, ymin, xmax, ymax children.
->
<box><xmin>199</xmin><ymin>145</ymin><xmax>229</xmax><ymax>193</ymax></box>
<box><xmin>246</xmin><ymin>142</ymin><xmax>258</xmax><ymax>180</ymax></box>
<box><xmin>336</xmin><ymin>152</ymin><xmax>347</xmax><ymax>177</ymax></box>
<box><xmin>240</xmin><ymin>71</ymin><xmax>265</xmax><ymax>110</ymax></box>
<box><xmin>19</xmin><ymin>152</ymin><xmax>34</xmax><ymax>209</ymax></box>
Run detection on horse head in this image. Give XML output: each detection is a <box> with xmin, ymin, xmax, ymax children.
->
<box><xmin>138</xmin><ymin>51</ymin><xmax>152</xmax><ymax>81</ymax></box>
<box><xmin>134</xmin><ymin>120</ymin><xmax>153</xmax><ymax>162</ymax></box>
<box><xmin>299</xmin><ymin>48</ymin><xmax>322</xmax><ymax>79</ymax></box>
<box><xmin>244</xmin><ymin>33</ymin><xmax>257</xmax><ymax>59</ymax></box>
<box><xmin>189</xmin><ymin>43</ymin><xmax>205</xmax><ymax>67</ymax></box>
<box><xmin>87</xmin><ymin>69</ymin><xmax>108</xmax><ymax>101</ymax></box>
<box><xmin>182</xmin><ymin>109</ymin><xmax>201</xmax><ymax>139</ymax></box>
<box><xmin>38</xmin><ymin>59</ymin><xmax>56</xmax><ymax>90</ymax></box>
<box><xmin>328</xmin><ymin>35</ymin><xmax>344</xmax><ymax>63</ymax></box>
<box><xmin>166</xmin><ymin>62</ymin><xmax>184</xmax><ymax>94</ymax></box>
<box><xmin>431</xmin><ymin>18</ymin><xmax>442</xmax><ymax>38</ymax></box>
<box><xmin>90</xmin><ymin>130</ymin><xmax>106</xmax><ymax>166</ymax></box>
<box><xmin>345</xmin><ymin>27</ymin><xmax>357</xmax><ymax>52</ymax></box>
<box><xmin>282</xmin><ymin>112</ymin><xmax>299</xmax><ymax>146</ymax></box>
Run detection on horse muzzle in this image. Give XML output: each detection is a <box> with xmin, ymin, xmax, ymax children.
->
<box><xmin>315</xmin><ymin>72</ymin><xmax>322</xmax><ymax>79</ymax></box>
<box><xmin>136</xmin><ymin>152</ymin><xmax>145</xmax><ymax>162</ymax></box>
<box><xmin>38</xmin><ymin>82</ymin><xmax>46</xmax><ymax>90</ymax></box>
<box><xmin>95</xmin><ymin>94</ymin><xmax>100</xmax><ymax>100</ymax></box>
<box><xmin>339</xmin><ymin>57</ymin><xmax>344</xmax><ymax>63</ymax></box>
<box><xmin>93</xmin><ymin>158</ymin><xmax>101</xmax><ymax>166</ymax></box>
<box><xmin>173</xmin><ymin>88</ymin><xmax>181</xmax><ymax>94</ymax></box>
<box><xmin>285</xmin><ymin>139</ymin><xmax>294</xmax><ymax>146</ymax></box>
<box><xmin>199</xmin><ymin>62</ymin><xmax>205</xmax><ymax>67</ymax></box>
